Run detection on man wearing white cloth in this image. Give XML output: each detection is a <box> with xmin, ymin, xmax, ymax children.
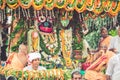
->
<box><xmin>23</xmin><ymin>52</ymin><xmax>46</xmax><ymax>71</ymax></box>
<box><xmin>106</xmin><ymin>54</ymin><xmax>120</xmax><ymax>80</ymax></box>
<box><xmin>109</xmin><ymin>26</ymin><xmax>120</xmax><ymax>54</ymax></box>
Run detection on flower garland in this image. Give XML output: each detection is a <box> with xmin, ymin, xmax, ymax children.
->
<box><xmin>18</xmin><ymin>0</ymin><xmax>32</xmax><ymax>9</ymax></box>
<box><xmin>55</xmin><ymin>0</ymin><xmax>67</xmax><ymax>9</ymax></box>
<box><xmin>65</xmin><ymin>0</ymin><xmax>76</xmax><ymax>11</ymax></box>
<box><xmin>103</xmin><ymin>0</ymin><xmax>112</xmax><ymax>12</ymax></box>
<box><xmin>32</xmin><ymin>0</ymin><xmax>45</xmax><ymax>10</ymax></box>
<box><xmin>0</xmin><ymin>0</ymin><xmax>119</xmax><ymax>16</ymax></box>
<box><xmin>44</xmin><ymin>0</ymin><xmax>55</xmax><ymax>10</ymax></box>
<box><xmin>0</xmin><ymin>67</ymin><xmax>65</xmax><ymax>80</ymax></box>
<box><xmin>6</xmin><ymin>0</ymin><xmax>19</xmax><ymax>9</ymax></box>
<box><xmin>75</xmin><ymin>0</ymin><xmax>86</xmax><ymax>13</ymax></box>
<box><xmin>93</xmin><ymin>0</ymin><xmax>103</xmax><ymax>15</ymax></box>
<box><xmin>86</xmin><ymin>0</ymin><xmax>95</xmax><ymax>11</ymax></box>
<box><xmin>109</xmin><ymin>1</ymin><xmax>120</xmax><ymax>16</ymax></box>
<box><xmin>39</xmin><ymin>28</ymin><xmax>61</xmax><ymax>56</ymax></box>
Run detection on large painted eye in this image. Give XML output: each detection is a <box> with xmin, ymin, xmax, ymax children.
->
<box><xmin>39</xmin><ymin>16</ymin><xmax>46</xmax><ymax>22</ymax></box>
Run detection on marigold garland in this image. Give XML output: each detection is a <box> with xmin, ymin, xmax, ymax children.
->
<box><xmin>75</xmin><ymin>0</ymin><xmax>86</xmax><ymax>13</ymax></box>
<box><xmin>55</xmin><ymin>0</ymin><xmax>67</xmax><ymax>9</ymax></box>
<box><xmin>103</xmin><ymin>0</ymin><xmax>112</xmax><ymax>12</ymax></box>
<box><xmin>44</xmin><ymin>0</ymin><xmax>55</xmax><ymax>10</ymax></box>
<box><xmin>65</xmin><ymin>0</ymin><xmax>76</xmax><ymax>11</ymax></box>
<box><xmin>32</xmin><ymin>0</ymin><xmax>45</xmax><ymax>10</ymax></box>
<box><xmin>18</xmin><ymin>0</ymin><xmax>32</xmax><ymax>9</ymax></box>
<box><xmin>7</xmin><ymin>3</ymin><xmax>19</xmax><ymax>9</ymax></box>
<box><xmin>86</xmin><ymin>0</ymin><xmax>95</xmax><ymax>11</ymax></box>
<box><xmin>6</xmin><ymin>0</ymin><xmax>19</xmax><ymax>9</ymax></box>
<box><xmin>0</xmin><ymin>0</ymin><xmax>118</xmax><ymax>16</ymax></box>
<box><xmin>109</xmin><ymin>1</ymin><xmax>120</xmax><ymax>16</ymax></box>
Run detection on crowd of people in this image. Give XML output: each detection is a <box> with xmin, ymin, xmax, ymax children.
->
<box><xmin>0</xmin><ymin>26</ymin><xmax>120</xmax><ymax>80</ymax></box>
<box><xmin>72</xmin><ymin>26</ymin><xmax>120</xmax><ymax>80</ymax></box>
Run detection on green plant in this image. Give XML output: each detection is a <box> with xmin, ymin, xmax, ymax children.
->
<box><xmin>72</xmin><ymin>36</ymin><xmax>83</xmax><ymax>50</ymax></box>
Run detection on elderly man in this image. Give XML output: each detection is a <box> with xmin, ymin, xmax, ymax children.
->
<box><xmin>84</xmin><ymin>43</ymin><xmax>115</xmax><ymax>80</ymax></box>
<box><xmin>23</xmin><ymin>52</ymin><xmax>46</xmax><ymax>71</ymax></box>
<box><xmin>6</xmin><ymin>44</ymin><xmax>28</xmax><ymax>70</ymax></box>
<box><xmin>109</xmin><ymin>26</ymin><xmax>120</xmax><ymax>54</ymax></box>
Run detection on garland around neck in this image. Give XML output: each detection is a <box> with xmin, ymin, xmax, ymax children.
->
<box><xmin>39</xmin><ymin>29</ymin><xmax>60</xmax><ymax>56</ymax></box>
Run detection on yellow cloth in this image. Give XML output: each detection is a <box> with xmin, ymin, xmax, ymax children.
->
<box><xmin>99</xmin><ymin>36</ymin><xmax>112</xmax><ymax>48</ymax></box>
<box><xmin>85</xmin><ymin>70</ymin><xmax>106</xmax><ymax>80</ymax></box>
<box><xmin>6</xmin><ymin>53</ymin><xmax>25</xmax><ymax>70</ymax></box>
<box><xmin>85</xmin><ymin>51</ymin><xmax>115</xmax><ymax>80</ymax></box>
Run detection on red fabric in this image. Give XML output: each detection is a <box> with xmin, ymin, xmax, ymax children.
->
<box><xmin>82</xmin><ymin>62</ymin><xmax>91</xmax><ymax>70</ymax></box>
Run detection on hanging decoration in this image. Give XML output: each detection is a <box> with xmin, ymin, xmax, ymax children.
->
<box><xmin>6</xmin><ymin>0</ymin><xmax>19</xmax><ymax>9</ymax></box>
<box><xmin>44</xmin><ymin>0</ymin><xmax>55</xmax><ymax>10</ymax></box>
<box><xmin>65</xmin><ymin>0</ymin><xmax>76</xmax><ymax>11</ymax></box>
<box><xmin>0</xmin><ymin>0</ymin><xmax>119</xmax><ymax>16</ymax></box>
<box><xmin>0</xmin><ymin>0</ymin><xmax>5</xmax><ymax>9</ymax></box>
<box><xmin>32</xmin><ymin>0</ymin><xmax>44</xmax><ymax>10</ymax></box>
<box><xmin>109</xmin><ymin>1</ymin><xmax>120</xmax><ymax>17</ymax></box>
<box><xmin>75</xmin><ymin>0</ymin><xmax>86</xmax><ymax>13</ymax></box>
<box><xmin>55</xmin><ymin>0</ymin><xmax>67</xmax><ymax>8</ymax></box>
<box><xmin>93</xmin><ymin>0</ymin><xmax>103</xmax><ymax>15</ymax></box>
<box><xmin>103</xmin><ymin>0</ymin><xmax>112</xmax><ymax>12</ymax></box>
<box><xmin>18</xmin><ymin>0</ymin><xmax>32</xmax><ymax>9</ymax></box>
<box><xmin>86</xmin><ymin>0</ymin><xmax>95</xmax><ymax>11</ymax></box>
